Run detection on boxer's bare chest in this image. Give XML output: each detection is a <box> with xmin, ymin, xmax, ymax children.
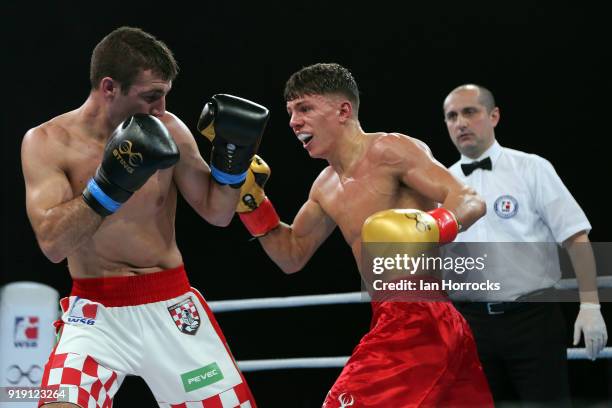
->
<box><xmin>53</xmin><ymin>125</ymin><xmax>178</xmax><ymax>270</ymax></box>
<box><xmin>59</xmin><ymin>129</ymin><xmax>175</xmax><ymax>221</ymax></box>
<box><xmin>316</xmin><ymin>160</ymin><xmax>431</xmax><ymax>246</ymax></box>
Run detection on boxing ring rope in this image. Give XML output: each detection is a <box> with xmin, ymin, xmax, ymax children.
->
<box><xmin>210</xmin><ymin>277</ymin><xmax>612</xmax><ymax>313</ymax></box>
<box><xmin>208</xmin><ymin>277</ymin><xmax>612</xmax><ymax>371</ymax></box>
<box><xmin>209</xmin><ymin>291</ymin><xmax>366</xmax><ymax>313</ymax></box>
<box><xmin>236</xmin><ymin>350</ymin><xmax>612</xmax><ymax>373</ymax></box>
<box><xmin>238</xmin><ymin>357</ymin><xmax>350</xmax><ymax>372</ymax></box>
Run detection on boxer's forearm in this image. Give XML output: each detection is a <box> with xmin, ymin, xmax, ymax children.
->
<box><xmin>258</xmin><ymin>223</ymin><xmax>313</xmax><ymax>274</ymax></box>
<box><xmin>443</xmin><ymin>186</ymin><xmax>486</xmax><ymax>231</ymax></box>
<box><xmin>203</xmin><ymin>180</ymin><xmax>241</xmax><ymax>226</ymax></box>
<box><xmin>34</xmin><ymin>197</ymin><xmax>103</xmax><ymax>263</ymax></box>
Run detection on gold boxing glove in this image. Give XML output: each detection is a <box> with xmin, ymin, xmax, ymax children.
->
<box><xmin>362</xmin><ymin>208</ymin><xmax>458</xmax><ymax>244</ymax></box>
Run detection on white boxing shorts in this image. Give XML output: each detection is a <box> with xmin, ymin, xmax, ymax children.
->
<box><xmin>38</xmin><ymin>265</ymin><xmax>255</xmax><ymax>408</ymax></box>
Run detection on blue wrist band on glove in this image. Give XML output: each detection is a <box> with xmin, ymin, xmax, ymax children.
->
<box><xmin>211</xmin><ymin>166</ymin><xmax>247</xmax><ymax>185</ymax></box>
<box><xmin>86</xmin><ymin>178</ymin><xmax>121</xmax><ymax>213</ymax></box>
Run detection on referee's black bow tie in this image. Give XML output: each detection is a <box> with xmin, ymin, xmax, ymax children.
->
<box><xmin>461</xmin><ymin>157</ymin><xmax>492</xmax><ymax>176</ymax></box>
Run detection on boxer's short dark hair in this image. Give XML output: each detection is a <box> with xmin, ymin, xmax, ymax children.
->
<box><xmin>90</xmin><ymin>26</ymin><xmax>179</xmax><ymax>93</ymax></box>
<box><xmin>285</xmin><ymin>63</ymin><xmax>360</xmax><ymax>113</ymax></box>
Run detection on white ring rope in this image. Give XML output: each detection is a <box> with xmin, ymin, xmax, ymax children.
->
<box><xmin>238</xmin><ymin>357</ymin><xmax>349</xmax><ymax>372</ymax></box>
<box><xmin>209</xmin><ymin>277</ymin><xmax>612</xmax><ymax>313</ymax></box>
<box><xmin>237</xmin><ymin>348</ymin><xmax>612</xmax><ymax>372</ymax></box>
<box><xmin>554</xmin><ymin>276</ymin><xmax>612</xmax><ymax>290</ymax></box>
<box><xmin>209</xmin><ymin>277</ymin><xmax>612</xmax><ymax>369</ymax></box>
<box><xmin>209</xmin><ymin>291</ymin><xmax>367</xmax><ymax>312</ymax></box>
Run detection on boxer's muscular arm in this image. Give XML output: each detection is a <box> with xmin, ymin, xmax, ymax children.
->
<box><xmin>22</xmin><ymin>126</ymin><xmax>102</xmax><ymax>263</ymax></box>
<box><xmin>168</xmin><ymin>114</ymin><xmax>238</xmax><ymax>227</ymax></box>
<box><xmin>259</xmin><ymin>192</ymin><xmax>336</xmax><ymax>274</ymax></box>
<box><xmin>385</xmin><ymin>134</ymin><xmax>485</xmax><ymax>230</ymax></box>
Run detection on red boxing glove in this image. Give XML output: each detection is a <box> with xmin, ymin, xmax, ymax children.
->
<box><xmin>236</xmin><ymin>155</ymin><xmax>280</xmax><ymax>237</ymax></box>
<box><xmin>239</xmin><ymin>198</ymin><xmax>280</xmax><ymax>237</ymax></box>
<box><xmin>427</xmin><ymin>208</ymin><xmax>459</xmax><ymax>244</ymax></box>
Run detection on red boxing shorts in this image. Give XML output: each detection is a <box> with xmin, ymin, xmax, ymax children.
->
<box><xmin>323</xmin><ymin>301</ymin><xmax>493</xmax><ymax>408</ymax></box>
<box><xmin>38</xmin><ymin>265</ymin><xmax>255</xmax><ymax>408</ymax></box>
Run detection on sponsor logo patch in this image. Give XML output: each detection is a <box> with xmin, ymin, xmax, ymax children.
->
<box><xmin>67</xmin><ymin>297</ymin><xmax>98</xmax><ymax>326</ymax></box>
<box><xmin>168</xmin><ymin>297</ymin><xmax>201</xmax><ymax>335</ymax></box>
<box><xmin>338</xmin><ymin>393</ymin><xmax>355</xmax><ymax>407</ymax></box>
<box><xmin>181</xmin><ymin>362</ymin><xmax>224</xmax><ymax>392</ymax></box>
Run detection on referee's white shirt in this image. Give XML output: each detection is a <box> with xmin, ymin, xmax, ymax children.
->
<box><xmin>444</xmin><ymin>141</ymin><xmax>591</xmax><ymax>301</ymax></box>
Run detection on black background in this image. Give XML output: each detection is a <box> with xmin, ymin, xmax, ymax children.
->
<box><xmin>2</xmin><ymin>2</ymin><xmax>610</xmax><ymax>406</ymax></box>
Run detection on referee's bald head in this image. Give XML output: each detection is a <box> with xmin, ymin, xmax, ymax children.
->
<box><xmin>445</xmin><ymin>84</ymin><xmax>496</xmax><ymax>113</ymax></box>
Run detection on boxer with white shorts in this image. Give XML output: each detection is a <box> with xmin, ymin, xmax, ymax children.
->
<box><xmin>21</xmin><ymin>26</ymin><xmax>268</xmax><ymax>407</ymax></box>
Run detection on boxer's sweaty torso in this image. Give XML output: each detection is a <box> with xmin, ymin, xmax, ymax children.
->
<box><xmin>311</xmin><ymin>133</ymin><xmax>436</xmax><ymax>267</ymax></box>
<box><xmin>40</xmin><ymin>109</ymin><xmax>184</xmax><ymax>279</ymax></box>
<box><xmin>316</xmin><ymin>133</ymin><xmax>494</xmax><ymax>408</ymax></box>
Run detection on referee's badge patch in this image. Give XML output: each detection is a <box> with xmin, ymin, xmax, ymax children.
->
<box><xmin>168</xmin><ymin>298</ymin><xmax>201</xmax><ymax>335</ymax></box>
<box><xmin>494</xmin><ymin>195</ymin><xmax>518</xmax><ymax>218</ymax></box>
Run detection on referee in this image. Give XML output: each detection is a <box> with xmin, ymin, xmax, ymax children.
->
<box><xmin>441</xmin><ymin>84</ymin><xmax>608</xmax><ymax>406</ymax></box>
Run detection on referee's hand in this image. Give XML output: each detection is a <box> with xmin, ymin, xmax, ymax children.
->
<box><xmin>573</xmin><ymin>303</ymin><xmax>608</xmax><ymax>360</ymax></box>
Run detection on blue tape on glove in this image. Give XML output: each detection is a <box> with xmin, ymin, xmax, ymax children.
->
<box><xmin>87</xmin><ymin>178</ymin><xmax>121</xmax><ymax>213</ymax></box>
<box><xmin>211</xmin><ymin>166</ymin><xmax>247</xmax><ymax>185</ymax></box>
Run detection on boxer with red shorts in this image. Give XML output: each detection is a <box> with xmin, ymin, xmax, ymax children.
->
<box><xmin>21</xmin><ymin>27</ymin><xmax>268</xmax><ymax>407</ymax></box>
<box><xmin>235</xmin><ymin>63</ymin><xmax>493</xmax><ymax>407</ymax></box>
<box><xmin>324</xmin><ymin>299</ymin><xmax>492</xmax><ymax>407</ymax></box>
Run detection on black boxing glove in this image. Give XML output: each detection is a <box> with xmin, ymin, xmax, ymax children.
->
<box><xmin>197</xmin><ymin>94</ymin><xmax>269</xmax><ymax>188</ymax></box>
<box><xmin>82</xmin><ymin>114</ymin><xmax>180</xmax><ymax>216</ymax></box>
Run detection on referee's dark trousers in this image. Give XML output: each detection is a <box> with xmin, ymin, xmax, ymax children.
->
<box><xmin>455</xmin><ymin>302</ymin><xmax>571</xmax><ymax>407</ymax></box>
